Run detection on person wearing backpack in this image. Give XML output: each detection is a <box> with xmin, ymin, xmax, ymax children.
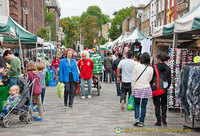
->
<box><xmin>152</xmin><ymin>54</ymin><xmax>171</xmax><ymax>126</ymax></box>
<box><xmin>103</xmin><ymin>52</ymin><xmax>113</xmax><ymax>83</ymax></box>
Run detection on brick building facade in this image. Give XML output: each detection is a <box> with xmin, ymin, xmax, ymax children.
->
<box><xmin>9</xmin><ymin>0</ymin><xmax>45</xmax><ymax>34</ymax></box>
<box><xmin>141</xmin><ymin>3</ymin><xmax>150</xmax><ymax>36</ymax></box>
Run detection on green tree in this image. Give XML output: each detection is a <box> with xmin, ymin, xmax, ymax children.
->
<box><xmin>36</xmin><ymin>26</ymin><xmax>49</xmax><ymax>41</ymax></box>
<box><xmin>45</xmin><ymin>6</ymin><xmax>54</xmax><ymax>25</ymax></box>
<box><xmin>80</xmin><ymin>6</ymin><xmax>110</xmax><ymax>29</ymax></box>
<box><xmin>60</xmin><ymin>17</ymin><xmax>79</xmax><ymax>48</ymax></box>
<box><xmin>81</xmin><ymin>16</ymin><xmax>99</xmax><ymax>48</ymax></box>
<box><xmin>98</xmin><ymin>36</ymin><xmax>107</xmax><ymax>45</ymax></box>
<box><xmin>109</xmin><ymin>6</ymin><xmax>132</xmax><ymax>40</ymax></box>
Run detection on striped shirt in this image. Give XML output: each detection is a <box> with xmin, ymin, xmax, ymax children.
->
<box><xmin>132</xmin><ymin>87</ymin><xmax>152</xmax><ymax>98</ymax></box>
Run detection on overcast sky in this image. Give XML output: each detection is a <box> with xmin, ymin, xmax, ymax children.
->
<box><xmin>58</xmin><ymin>0</ymin><xmax>150</xmax><ymax>18</ymax></box>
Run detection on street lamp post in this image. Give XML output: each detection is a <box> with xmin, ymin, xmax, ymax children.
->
<box><xmin>22</xmin><ymin>6</ymin><xmax>29</xmax><ymax>30</ymax></box>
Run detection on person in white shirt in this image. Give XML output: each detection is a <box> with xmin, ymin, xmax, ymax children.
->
<box><xmin>116</xmin><ymin>50</ymin><xmax>136</xmax><ymax>110</ymax></box>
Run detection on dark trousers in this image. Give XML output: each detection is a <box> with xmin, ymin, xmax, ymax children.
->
<box><xmin>153</xmin><ymin>89</ymin><xmax>167</xmax><ymax>119</ymax></box>
<box><xmin>64</xmin><ymin>73</ymin><xmax>75</xmax><ymax>106</ymax></box>
<box><xmin>120</xmin><ymin>82</ymin><xmax>131</xmax><ymax>103</ymax></box>
<box><xmin>41</xmin><ymin>87</ymin><xmax>46</xmax><ymax>104</ymax></box>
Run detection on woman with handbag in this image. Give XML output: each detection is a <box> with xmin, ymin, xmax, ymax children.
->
<box><xmin>59</xmin><ymin>49</ymin><xmax>79</xmax><ymax>108</ymax></box>
<box><xmin>152</xmin><ymin>54</ymin><xmax>171</xmax><ymax>126</ymax></box>
<box><xmin>131</xmin><ymin>52</ymin><xmax>153</xmax><ymax>127</ymax></box>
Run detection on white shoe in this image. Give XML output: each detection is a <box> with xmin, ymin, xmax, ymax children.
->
<box><xmin>139</xmin><ymin>122</ymin><xmax>144</xmax><ymax>127</ymax></box>
<box><xmin>88</xmin><ymin>95</ymin><xmax>91</xmax><ymax>99</ymax></box>
<box><xmin>81</xmin><ymin>96</ymin><xmax>85</xmax><ymax>99</ymax></box>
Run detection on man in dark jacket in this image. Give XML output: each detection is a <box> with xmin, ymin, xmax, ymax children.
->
<box><xmin>112</xmin><ymin>52</ymin><xmax>122</xmax><ymax>96</ymax></box>
<box><xmin>103</xmin><ymin>52</ymin><xmax>113</xmax><ymax>83</ymax></box>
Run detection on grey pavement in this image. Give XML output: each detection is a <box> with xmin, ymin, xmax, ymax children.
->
<box><xmin>0</xmin><ymin>83</ymin><xmax>199</xmax><ymax>136</ymax></box>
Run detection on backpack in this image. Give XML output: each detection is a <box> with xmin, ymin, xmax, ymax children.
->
<box><xmin>152</xmin><ymin>65</ymin><xmax>165</xmax><ymax>97</ymax></box>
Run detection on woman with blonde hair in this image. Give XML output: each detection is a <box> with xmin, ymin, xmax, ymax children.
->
<box><xmin>59</xmin><ymin>49</ymin><xmax>79</xmax><ymax>108</ymax></box>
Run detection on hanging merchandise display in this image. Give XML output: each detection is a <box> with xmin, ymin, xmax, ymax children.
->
<box><xmin>177</xmin><ymin>63</ymin><xmax>200</xmax><ymax>129</ymax></box>
<box><xmin>168</xmin><ymin>48</ymin><xmax>200</xmax><ymax>108</ymax></box>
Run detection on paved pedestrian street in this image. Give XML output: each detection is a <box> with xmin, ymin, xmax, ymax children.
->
<box><xmin>0</xmin><ymin>83</ymin><xmax>199</xmax><ymax>136</ymax></box>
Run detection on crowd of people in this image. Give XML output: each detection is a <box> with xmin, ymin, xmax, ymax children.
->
<box><xmin>0</xmin><ymin>47</ymin><xmax>171</xmax><ymax>128</ymax></box>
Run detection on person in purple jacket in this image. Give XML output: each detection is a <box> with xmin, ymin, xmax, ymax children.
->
<box><xmin>26</xmin><ymin>62</ymin><xmax>43</xmax><ymax>121</ymax></box>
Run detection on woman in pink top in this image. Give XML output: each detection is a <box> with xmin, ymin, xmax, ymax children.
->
<box><xmin>52</xmin><ymin>55</ymin><xmax>60</xmax><ymax>81</ymax></box>
<box><xmin>26</xmin><ymin>62</ymin><xmax>43</xmax><ymax>121</ymax></box>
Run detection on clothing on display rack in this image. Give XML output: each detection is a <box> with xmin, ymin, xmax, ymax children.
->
<box><xmin>177</xmin><ymin>63</ymin><xmax>200</xmax><ymax>129</ymax></box>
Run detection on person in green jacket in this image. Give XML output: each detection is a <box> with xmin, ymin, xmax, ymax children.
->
<box><xmin>1</xmin><ymin>50</ymin><xmax>21</xmax><ymax>89</ymax></box>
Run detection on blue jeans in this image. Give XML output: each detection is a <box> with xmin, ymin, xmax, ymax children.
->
<box><xmin>115</xmin><ymin>75</ymin><xmax>121</xmax><ymax>95</ymax></box>
<box><xmin>9</xmin><ymin>77</ymin><xmax>19</xmax><ymax>89</ymax></box>
<box><xmin>134</xmin><ymin>98</ymin><xmax>148</xmax><ymax>123</ymax></box>
<box><xmin>81</xmin><ymin>78</ymin><xmax>92</xmax><ymax>96</ymax></box>
<box><xmin>41</xmin><ymin>88</ymin><xmax>46</xmax><ymax>104</ymax></box>
<box><xmin>105</xmin><ymin>69</ymin><xmax>112</xmax><ymax>83</ymax></box>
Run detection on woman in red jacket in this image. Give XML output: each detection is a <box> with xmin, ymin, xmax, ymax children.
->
<box><xmin>52</xmin><ymin>55</ymin><xmax>60</xmax><ymax>81</ymax></box>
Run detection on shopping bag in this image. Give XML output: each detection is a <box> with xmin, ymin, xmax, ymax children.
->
<box><xmin>57</xmin><ymin>82</ymin><xmax>65</xmax><ymax>99</ymax></box>
<box><xmin>127</xmin><ymin>94</ymin><xmax>135</xmax><ymax>110</ymax></box>
<box><xmin>74</xmin><ymin>83</ymin><xmax>80</xmax><ymax>96</ymax></box>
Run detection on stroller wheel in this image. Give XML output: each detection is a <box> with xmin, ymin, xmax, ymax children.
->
<box><xmin>19</xmin><ymin>115</ymin><xmax>26</xmax><ymax>122</ymax></box>
<box><xmin>26</xmin><ymin>117</ymin><xmax>33</xmax><ymax>124</ymax></box>
<box><xmin>3</xmin><ymin>120</ymin><xmax>12</xmax><ymax>128</ymax></box>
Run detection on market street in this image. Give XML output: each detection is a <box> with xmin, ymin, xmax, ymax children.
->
<box><xmin>0</xmin><ymin>83</ymin><xmax>199</xmax><ymax>136</ymax></box>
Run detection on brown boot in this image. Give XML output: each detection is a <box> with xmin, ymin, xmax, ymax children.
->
<box><xmin>155</xmin><ymin>118</ymin><xmax>161</xmax><ymax>126</ymax></box>
<box><xmin>162</xmin><ymin>116</ymin><xmax>167</xmax><ymax>125</ymax></box>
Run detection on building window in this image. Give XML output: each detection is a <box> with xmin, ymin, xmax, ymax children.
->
<box><xmin>162</xmin><ymin>0</ymin><xmax>165</xmax><ymax>11</ymax></box>
<box><xmin>158</xmin><ymin>0</ymin><xmax>161</xmax><ymax>13</ymax></box>
<box><xmin>172</xmin><ymin>0</ymin><xmax>174</xmax><ymax>7</ymax></box>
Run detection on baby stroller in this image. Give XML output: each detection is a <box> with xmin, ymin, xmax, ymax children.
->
<box><xmin>0</xmin><ymin>73</ymin><xmax>38</xmax><ymax>128</ymax></box>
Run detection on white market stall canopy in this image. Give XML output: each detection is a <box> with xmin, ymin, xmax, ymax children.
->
<box><xmin>119</xmin><ymin>29</ymin><xmax>146</xmax><ymax>43</ymax></box>
<box><xmin>175</xmin><ymin>3</ymin><xmax>200</xmax><ymax>34</ymax></box>
<box><xmin>113</xmin><ymin>35</ymin><xmax>124</xmax><ymax>44</ymax></box>
<box><xmin>153</xmin><ymin>3</ymin><xmax>200</xmax><ymax>43</ymax></box>
<box><xmin>99</xmin><ymin>42</ymin><xmax>113</xmax><ymax>50</ymax></box>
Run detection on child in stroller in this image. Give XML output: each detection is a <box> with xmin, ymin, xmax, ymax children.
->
<box><xmin>0</xmin><ymin>74</ymin><xmax>38</xmax><ymax>128</ymax></box>
<box><xmin>0</xmin><ymin>85</ymin><xmax>20</xmax><ymax>116</ymax></box>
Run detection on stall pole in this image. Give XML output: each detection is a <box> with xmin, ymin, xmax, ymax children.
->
<box><xmin>18</xmin><ymin>36</ymin><xmax>25</xmax><ymax>72</ymax></box>
<box><xmin>36</xmin><ymin>43</ymin><xmax>38</xmax><ymax>63</ymax></box>
<box><xmin>42</xmin><ymin>45</ymin><xmax>44</xmax><ymax>63</ymax></box>
<box><xmin>172</xmin><ymin>33</ymin><xmax>178</xmax><ymax>58</ymax></box>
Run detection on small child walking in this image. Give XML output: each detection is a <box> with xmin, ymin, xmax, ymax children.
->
<box><xmin>26</xmin><ymin>62</ymin><xmax>43</xmax><ymax>121</ymax></box>
<box><xmin>37</xmin><ymin>62</ymin><xmax>46</xmax><ymax>108</ymax></box>
<box><xmin>0</xmin><ymin>85</ymin><xmax>20</xmax><ymax>116</ymax></box>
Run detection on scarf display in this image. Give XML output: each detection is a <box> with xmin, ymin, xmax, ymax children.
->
<box><xmin>168</xmin><ymin>48</ymin><xmax>200</xmax><ymax>108</ymax></box>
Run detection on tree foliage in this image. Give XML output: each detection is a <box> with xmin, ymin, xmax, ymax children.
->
<box><xmin>45</xmin><ymin>6</ymin><xmax>54</xmax><ymax>25</ymax></box>
<box><xmin>81</xmin><ymin>16</ymin><xmax>99</xmax><ymax>48</ymax></box>
<box><xmin>109</xmin><ymin>6</ymin><xmax>132</xmax><ymax>40</ymax></box>
<box><xmin>80</xmin><ymin>6</ymin><xmax>110</xmax><ymax>29</ymax></box>
<box><xmin>36</xmin><ymin>26</ymin><xmax>49</xmax><ymax>41</ymax></box>
<box><xmin>60</xmin><ymin>17</ymin><xmax>80</xmax><ymax>48</ymax></box>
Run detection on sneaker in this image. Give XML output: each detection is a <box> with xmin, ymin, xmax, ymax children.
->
<box><xmin>121</xmin><ymin>100</ymin><xmax>125</xmax><ymax>110</ymax></box>
<box><xmin>88</xmin><ymin>95</ymin><xmax>91</xmax><ymax>99</ymax></box>
<box><xmin>81</xmin><ymin>96</ymin><xmax>85</xmax><ymax>99</ymax></box>
<box><xmin>134</xmin><ymin>119</ymin><xmax>139</xmax><ymax>126</ymax></box>
<box><xmin>139</xmin><ymin>122</ymin><xmax>144</xmax><ymax>127</ymax></box>
<box><xmin>69</xmin><ymin>105</ymin><xmax>73</xmax><ymax>108</ymax></box>
<box><xmin>33</xmin><ymin>116</ymin><xmax>43</xmax><ymax>121</ymax></box>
